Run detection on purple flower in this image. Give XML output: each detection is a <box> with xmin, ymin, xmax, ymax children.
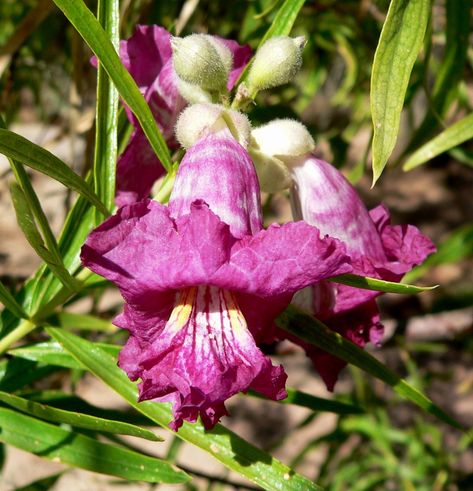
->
<box><xmin>81</xmin><ymin>131</ymin><xmax>351</xmax><ymax>430</ymax></box>
<box><xmin>287</xmin><ymin>156</ymin><xmax>436</xmax><ymax>390</ymax></box>
<box><xmin>115</xmin><ymin>26</ymin><xmax>252</xmax><ymax>206</ymax></box>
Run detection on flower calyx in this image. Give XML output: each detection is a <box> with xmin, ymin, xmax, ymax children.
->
<box><xmin>175</xmin><ymin>103</ymin><xmax>251</xmax><ymax>149</ymax></box>
<box><xmin>249</xmin><ymin>118</ymin><xmax>315</xmax><ymax>192</ymax></box>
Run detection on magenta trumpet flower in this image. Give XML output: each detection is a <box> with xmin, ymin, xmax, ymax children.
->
<box><xmin>114</xmin><ymin>25</ymin><xmax>251</xmax><ymax>205</ymax></box>
<box><xmin>290</xmin><ymin>156</ymin><xmax>436</xmax><ymax>390</ymax></box>
<box><xmin>250</xmin><ymin>119</ymin><xmax>435</xmax><ymax>390</ymax></box>
<box><xmin>81</xmin><ymin>129</ymin><xmax>351</xmax><ymax>430</ymax></box>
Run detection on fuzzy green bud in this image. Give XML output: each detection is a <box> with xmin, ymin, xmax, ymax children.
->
<box><xmin>246</xmin><ymin>36</ymin><xmax>306</xmax><ymax>92</ymax></box>
<box><xmin>171</xmin><ymin>34</ymin><xmax>231</xmax><ymax>91</ymax></box>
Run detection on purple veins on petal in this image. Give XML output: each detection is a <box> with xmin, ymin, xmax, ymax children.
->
<box><xmin>288</xmin><ymin>155</ymin><xmax>435</xmax><ymax>390</ymax></box>
<box><xmin>81</xmin><ymin>133</ymin><xmax>351</xmax><ymax>430</ymax></box>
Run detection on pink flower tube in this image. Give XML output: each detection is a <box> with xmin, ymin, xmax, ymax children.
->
<box><xmin>82</xmin><ymin>130</ymin><xmax>351</xmax><ymax>430</ymax></box>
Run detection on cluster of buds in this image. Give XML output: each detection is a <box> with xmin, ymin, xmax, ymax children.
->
<box><xmin>83</xmin><ymin>25</ymin><xmax>435</xmax><ymax>431</ymax></box>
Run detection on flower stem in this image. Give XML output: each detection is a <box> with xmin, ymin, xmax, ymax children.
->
<box><xmin>0</xmin><ymin>319</ymin><xmax>36</xmax><ymax>355</ymax></box>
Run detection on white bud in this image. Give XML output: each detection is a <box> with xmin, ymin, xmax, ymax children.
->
<box><xmin>249</xmin><ymin>119</ymin><xmax>315</xmax><ymax>192</ymax></box>
<box><xmin>171</xmin><ymin>34</ymin><xmax>231</xmax><ymax>91</ymax></box>
<box><xmin>176</xmin><ymin>103</ymin><xmax>251</xmax><ymax>149</ymax></box>
<box><xmin>251</xmin><ymin>119</ymin><xmax>315</xmax><ymax>159</ymax></box>
<box><xmin>206</xmin><ymin>36</ymin><xmax>233</xmax><ymax>76</ymax></box>
<box><xmin>249</xmin><ymin>147</ymin><xmax>293</xmax><ymax>192</ymax></box>
<box><xmin>246</xmin><ymin>36</ymin><xmax>306</xmax><ymax>91</ymax></box>
<box><xmin>177</xmin><ymin>77</ymin><xmax>213</xmax><ymax>104</ymax></box>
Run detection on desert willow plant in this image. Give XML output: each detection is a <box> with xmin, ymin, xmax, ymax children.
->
<box><xmin>0</xmin><ymin>0</ymin><xmax>466</xmax><ymax>489</ymax></box>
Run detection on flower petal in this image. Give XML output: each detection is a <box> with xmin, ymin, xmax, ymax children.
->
<box><xmin>119</xmin><ymin>25</ymin><xmax>172</xmax><ymax>91</ymax></box>
<box><xmin>115</xmin><ymin>130</ymin><xmax>166</xmax><ymax>206</ymax></box>
<box><xmin>81</xmin><ymin>200</ymin><xmax>238</xmax><ymax>303</ymax></box>
<box><xmin>128</xmin><ymin>286</ymin><xmax>286</xmax><ymax>430</ymax></box>
<box><xmin>213</xmin><ymin>221</ymin><xmax>352</xmax><ymax>297</ymax></box>
<box><xmin>168</xmin><ymin>133</ymin><xmax>263</xmax><ymax>238</ymax></box>
<box><xmin>291</xmin><ymin>156</ymin><xmax>387</xmax><ymax>262</ymax></box>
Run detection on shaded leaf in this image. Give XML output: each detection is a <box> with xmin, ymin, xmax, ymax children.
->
<box><xmin>277</xmin><ymin>305</ymin><xmax>463</xmax><ymax>430</ymax></box>
<box><xmin>9</xmin><ymin>183</ymin><xmax>78</xmax><ymax>293</ymax></box>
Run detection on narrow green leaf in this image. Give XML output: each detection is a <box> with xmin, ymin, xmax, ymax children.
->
<box><xmin>0</xmin><ymin>281</ymin><xmax>27</xmax><ymax>319</ymax></box>
<box><xmin>403</xmin><ymin>112</ymin><xmax>473</xmax><ymax>170</ymax></box>
<box><xmin>406</xmin><ymin>0</ymin><xmax>472</xmax><ymax>151</ymax></box>
<box><xmin>20</xmin><ymin>390</ymin><xmax>153</xmax><ymax>427</ymax></box>
<box><xmin>0</xmin><ymin>407</ymin><xmax>188</xmax><ymax>483</ymax></box>
<box><xmin>9</xmin><ymin>340</ymin><xmax>119</xmax><ymax>369</ymax></box>
<box><xmin>277</xmin><ymin>306</ymin><xmax>463</xmax><ymax>430</ymax></box>
<box><xmin>404</xmin><ymin>224</ymin><xmax>473</xmax><ymax>282</ymax></box>
<box><xmin>51</xmin><ymin>0</ymin><xmax>172</xmax><ymax>171</ymax></box>
<box><xmin>250</xmin><ymin>388</ymin><xmax>363</xmax><ymax>415</ymax></box>
<box><xmin>0</xmin><ymin>117</ymin><xmax>69</xmax><ymax>289</ymax></box>
<box><xmin>329</xmin><ymin>274</ymin><xmax>437</xmax><ymax>294</ymax></box>
<box><xmin>12</xmin><ymin>472</ymin><xmax>62</xmax><ymax>491</ymax></box>
<box><xmin>94</xmin><ymin>0</ymin><xmax>119</xmax><ymax>217</ymax></box>
<box><xmin>0</xmin><ymin>391</ymin><xmax>161</xmax><ymax>441</ymax></box>
<box><xmin>0</xmin><ymin>129</ymin><xmax>108</xmax><ymax>216</ymax></box>
<box><xmin>0</xmin><ymin>358</ymin><xmax>60</xmax><ymax>392</ymax></box>
<box><xmin>55</xmin><ymin>311</ymin><xmax>116</xmax><ymax>333</ymax></box>
<box><xmin>10</xmin><ymin>184</ymin><xmax>79</xmax><ymax>293</ymax></box>
<box><xmin>235</xmin><ymin>0</ymin><xmax>306</xmax><ymax>89</ymax></box>
<box><xmin>47</xmin><ymin>328</ymin><xmax>322</xmax><ymax>491</ymax></box>
<box><xmin>371</xmin><ymin>0</ymin><xmax>430</xmax><ymax>184</ymax></box>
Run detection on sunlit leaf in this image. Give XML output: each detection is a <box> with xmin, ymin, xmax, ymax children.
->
<box><xmin>0</xmin><ymin>129</ymin><xmax>108</xmax><ymax>216</ymax></box>
<box><xmin>0</xmin><ymin>391</ymin><xmax>161</xmax><ymax>441</ymax></box>
<box><xmin>403</xmin><ymin>112</ymin><xmax>473</xmax><ymax>170</ymax></box>
<box><xmin>0</xmin><ymin>407</ymin><xmax>188</xmax><ymax>483</ymax></box>
<box><xmin>277</xmin><ymin>306</ymin><xmax>463</xmax><ymax>430</ymax></box>
<box><xmin>330</xmin><ymin>274</ymin><xmax>437</xmax><ymax>294</ymax></box>
<box><xmin>51</xmin><ymin>0</ymin><xmax>172</xmax><ymax>171</ymax></box>
<box><xmin>371</xmin><ymin>0</ymin><xmax>430</xmax><ymax>184</ymax></box>
<box><xmin>93</xmin><ymin>0</ymin><xmax>119</xmax><ymax>217</ymax></box>
<box><xmin>47</xmin><ymin>327</ymin><xmax>322</xmax><ymax>491</ymax></box>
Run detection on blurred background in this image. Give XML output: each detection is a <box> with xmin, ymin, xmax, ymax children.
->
<box><xmin>0</xmin><ymin>0</ymin><xmax>472</xmax><ymax>490</ymax></box>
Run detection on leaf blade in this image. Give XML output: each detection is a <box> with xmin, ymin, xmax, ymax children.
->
<box><xmin>0</xmin><ymin>391</ymin><xmax>161</xmax><ymax>441</ymax></box>
<box><xmin>51</xmin><ymin>0</ymin><xmax>172</xmax><ymax>171</ymax></box>
<box><xmin>403</xmin><ymin>112</ymin><xmax>473</xmax><ymax>171</ymax></box>
<box><xmin>0</xmin><ymin>129</ymin><xmax>108</xmax><ymax>216</ymax></box>
<box><xmin>371</xmin><ymin>0</ymin><xmax>430</xmax><ymax>184</ymax></box>
<box><xmin>329</xmin><ymin>274</ymin><xmax>437</xmax><ymax>294</ymax></box>
<box><xmin>277</xmin><ymin>306</ymin><xmax>463</xmax><ymax>430</ymax></box>
<box><xmin>47</xmin><ymin>327</ymin><xmax>323</xmax><ymax>491</ymax></box>
<box><xmin>93</xmin><ymin>0</ymin><xmax>119</xmax><ymax>216</ymax></box>
<box><xmin>0</xmin><ymin>407</ymin><xmax>188</xmax><ymax>483</ymax></box>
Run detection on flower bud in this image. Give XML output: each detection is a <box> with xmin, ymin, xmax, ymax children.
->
<box><xmin>246</xmin><ymin>36</ymin><xmax>306</xmax><ymax>92</ymax></box>
<box><xmin>176</xmin><ymin>103</ymin><xmax>251</xmax><ymax>149</ymax></box>
<box><xmin>176</xmin><ymin>77</ymin><xmax>213</xmax><ymax>104</ymax></box>
<box><xmin>171</xmin><ymin>34</ymin><xmax>231</xmax><ymax>91</ymax></box>
<box><xmin>249</xmin><ymin>119</ymin><xmax>315</xmax><ymax>192</ymax></box>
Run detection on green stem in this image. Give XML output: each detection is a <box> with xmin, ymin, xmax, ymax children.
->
<box><xmin>0</xmin><ymin>319</ymin><xmax>36</xmax><ymax>355</ymax></box>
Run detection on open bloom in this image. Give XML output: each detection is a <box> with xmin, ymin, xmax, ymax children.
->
<box><xmin>250</xmin><ymin>119</ymin><xmax>435</xmax><ymax>390</ymax></box>
<box><xmin>81</xmin><ymin>127</ymin><xmax>351</xmax><ymax>430</ymax></box>
<box><xmin>115</xmin><ymin>25</ymin><xmax>251</xmax><ymax>205</ymax></box>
